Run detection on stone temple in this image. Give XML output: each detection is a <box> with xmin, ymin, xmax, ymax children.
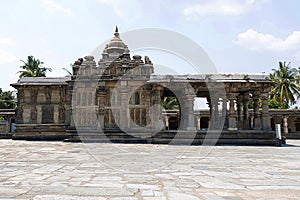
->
<box><xmin>11</xmin><ymin>27</ymin><xmax>277</xmax><ymax>144</ymax></box>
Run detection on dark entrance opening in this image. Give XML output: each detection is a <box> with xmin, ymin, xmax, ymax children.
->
<box><xmin>162</xmin><ymin>88</ymin><xmax>180</xmax><ymax>130</ymax></box>
<box><xmin>200</xmin><ymin>117</ymin><xmax>209</xmax><ymax>129</ymax></box>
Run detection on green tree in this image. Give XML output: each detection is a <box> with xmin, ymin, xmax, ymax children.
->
<box><xmin>62</xmin><ymin>64</ymin><xmax>72</xmax><ymax>77</ymax></box>
<box><xmin>18</xmin><ymin>56</ymin><xmax>52</xmax><ymax>78</ymax></box>
<box><xmin>248</xmin><ymin>98</ymin><xmax>288</xmax><ymax>109</ymax></box>
<box><xmin>270</xmin><ymin>61</ymin><xmax>300</xmax><ymax>108</ymax></box>
<box><xmin>268</xmin><ymin>98</ymin><xmax>288</xmax><ymax>109</ymax></box>
<box><xmin>0</xmin><ymin>89</ymin><xmax>16</xmax><ymax>109</ymax></box>
<box><xmin>161</xmin><ymin>97</ymin><xmax>179</xmax><ymax>110</ymax></box>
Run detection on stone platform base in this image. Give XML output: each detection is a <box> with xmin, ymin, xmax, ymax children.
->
<box><xmin>65</xmin><ymin>129</ymin><xmax>276</xmax><ymax>146</ymax></box>
<box><xmin>283</xmin><ymin>133</ymin><xmax>300</xmax><ymax>139</ymax></box>
<box><xmin>12</xmin><ymin>124</ymin><xmax>69</xmax><ymax>141</ymax></box>
<box><xmin>0</xmin><ymin>133</ymin><xmax>12</xmax><ymax>139</ymax></box>
<box><xmin>11</xmin><ymin>126</ymin><xmax>276</xmax><ymax>145</ymax></box>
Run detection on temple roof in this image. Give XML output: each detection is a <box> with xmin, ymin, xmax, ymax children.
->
<box><xmin>149</xmin><ymin>73</ymin><xmax>271</xmax><ymax>83</ymax></box>
<box><xmin>102</xmin><ymin>26</ymin><xmax>129</xmax><ymax>59</ymax></box>
<box><xmin>11</xmin><ymin>77</ymin><xmax>70</xmax><ymax>86</ymax></box>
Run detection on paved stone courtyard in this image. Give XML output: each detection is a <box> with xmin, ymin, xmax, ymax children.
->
<box><xmin>0</xmin><ymin>139</ymin><xmax>299</xmax><ymax>200</ymax></box>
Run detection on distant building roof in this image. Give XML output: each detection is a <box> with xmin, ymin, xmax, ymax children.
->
<box><xmin>149</xmin><ymin>73</ymin><xmax>271</xmax><ymax>83</ymax></box>
<box><xmin>11</xmin><ymin>77</ymin><xmax>70</xmax><ymax>86</ymax></box>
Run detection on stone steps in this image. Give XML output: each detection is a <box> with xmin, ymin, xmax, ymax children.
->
<box><xmin>64</xmin><ymin>130</ymin><xmax>276</xmax><ymax>145</ymax></box>
<box><xmin>0</xmin><ymin>133</ymin><xmax>12</xmax><ymax>139</ymax></box>
<box><xmin>284</xmin><ymin>133</ymin><xmax>300</xmax><ymax>139</ymax></box>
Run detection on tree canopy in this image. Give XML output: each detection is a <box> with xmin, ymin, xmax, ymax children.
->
<box><xmin>0</xmin><ymin>89</ymin><xmax>16</xmax><ymax>109</ymax></box>
<box><xmin>270</xmin><ymin>61</ymin><xmax>300</xmax><ymax>108</ymax></box>
<box><xmin>162</xmin><ymin>97</ymin><xmax>179</xmax><ymax>110</ymax></box>
<box><xmin>18</xmin><ymin>56</ymin><xmax>52</xmax><ymax>78</ymax></box>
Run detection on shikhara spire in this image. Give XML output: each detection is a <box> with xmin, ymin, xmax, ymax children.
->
<box><xmin>100</xmin><ymin>26</ymin><xmax>129</xmax><ymax>61</ymax></box>
<box><xmin>114</xmin><ymin>25</ymin><xmax>119</xmax><ymax>37</ymax></box>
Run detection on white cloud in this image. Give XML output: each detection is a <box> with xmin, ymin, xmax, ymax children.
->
<box><xmin>97</xmin><ymin>0</ymin><xmax>125</xmax><ymax>18</ymax></box>
<box><xmin>97</xmin><ymin>0</ymin><xmax>139</xmax><ymax>19</ymax></box>
<box><xmin>184</xmin><ymin>0</ymin><xmax>256</xmax><ymax>19</ymax></box>
<box><xmin>41</xmin><ymin>0</ymin><xmax>74</xmax><ymax>16</ymax></box>
<box><xmin>233</xmin><ymin>29</ymin><xmax>300</xmax><ymax>51</ymax></box>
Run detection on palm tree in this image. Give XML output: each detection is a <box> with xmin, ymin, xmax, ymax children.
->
<box><xmin>18</xmin><ymin>56</ymin><xmax>52</xmax><ymax>78</ymax></box>
<box><xmin>62</xmin><ymin>64</ymin><xmax>72</xmax><ymax>77</ymax></box>
<box><xmin>270</xmin><ymin>61</ymin><xmax>300</xmax><ymax>108</ymax></box>
<box><xmin>161</xmin><ymin>97</ymin><xmax>179</xmax><ymax>110</ymax></box>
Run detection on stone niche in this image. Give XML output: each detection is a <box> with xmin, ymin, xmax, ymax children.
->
<box><xmin>42</xmin><ymin>105</ymin><xmax>54</xmax><ymax>124</ymax></box>
<box><xmin>22</xmin><ymin>105</ymin><xmax>31</xmax><ymax>124</ymax></box>
<box><xmin>24</xmin><ymin>90</ymin><xmax>31</xmax><ymax>103</ymax></box>
<box><xmin>51</xmin><ymin>89</ymin><xmax>60</xmax><ymax>103</ymax></box>
<box><xmin>37</xmin><ymin>90</ymin><xmax>46</xmax><ymax>103</ymax></box>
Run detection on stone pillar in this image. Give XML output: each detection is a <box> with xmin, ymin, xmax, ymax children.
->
<box><xmin>97</xmin><ymin>92</ymin><xmax>106</xmax><ymax>129</ymax></box>
<box><xmin>210</xmin><ymin>94</ymin><xmax>220</xmax><ymax>129</ymax></box>
<box><xmin>253</xmin><ymin>91</ymin><xmax>261</xmax><ymax>130</ymax></box>
<box><xmin>165</xmin><ymin>116</ymin><xmax>169</xmax><ymax>130</ymax></box>
<box><xmin>237</xmin><ymin>94</ymin><xmax>243</xmax><ymax>129</ymax></box>
<box><xmin>70</xmin><ymin>89</ymin><xmax>82</xmax><ymax>128</ymax></box>
<box><xmin>152</xmin><ymin>85</ymin><xmax>163</xmax><ymax>131</ymax></box>
<box><xmin>144</xmin><ymin>90</ymin><xmax>152</xmax><ymax>129</ymax></box>
<box><xmin>30</xmin><ymin>106</ymin><xmax>37</xmax><ymax>123</ymax></box>
<box><xmin>53</xmin><ymin>105</ymin><xmax>59</xmax><ymax>124</ymax></box>
<box><xmin>243</xmin><ymin>92</ymin><xmax>250</xmax><ymax>129</ymax></box>
<box><xmin>67</xmin><ymin>84</ymin><xmax>76</xmax><ymax>129</ymax></box>
<box><xmin>64</xmin><ymin>86</ymin><xmax>71</xmax><ymax>127</ymax></box>
<box><xmin>196</xmin><ymin>116</ymin><xmax>201</xmax><ymax>130</ymax></box>
<box><xmin>182</xmin><ymin>94</ymin><xmax>196</xmax><ymax>130</ymax></box>
<box><xmin>119</xmin><ymin>86</ymin><xmax>129</xmax><ymax>131</ymax></box>
<box><xmin>206</xmin><ymin>97</ymin><xmax>211</xmax><ymax>129</ymax></box>
<box><xmin>69</xmin><ymin>107</ymin><xmax>75</xmax><ymax>127</ymax></box>
<box><xmin>30</xmin><ymin>89</ymin><xmax>38</xmax><ymax>123</ymax></box>
<box><xmin>290</xmin><ymin>119</ymin><xmax>296</xmax><ymax>133</ymax></box>
<box><xmin>250</xmin><ymin>115</ymin><xmax>254</xmax><ymax>129</ymax></box>
<box><xmin>227</xmin><ymin>93</ymin><xmax>238</xmax><ymax>130</ymax></box>
<box><xmin>261</xmin><ymin>92</ymin><xmax>271</xmax><ymax>130</ymax></box>
<box><xmin>36</xmin><ymin>105</ymin><xmax>42</xmax><ymax>124</ymax></box>
<box><xmin>15</xmin><ymin>89</ymin><xmax>24</xmax><ymax>123</ymax></box>
<box><xmin>65</xmin><ymin>105</ymin><xmax>71</xmax><ymax>126</ymax></box>
<box><xmin>273</xmin><ymin>116</ymin><xmax>281</xmax><ymax>125</ymax></box>
<box><xmin>222</xmin><ymin>97</ymin><xmax>227</xmax><ymax>129</ymax></box>
<box><xmin>283</xmin><ymin>116</ymin><xmax>288</xmax><ymax>134</ymax></box>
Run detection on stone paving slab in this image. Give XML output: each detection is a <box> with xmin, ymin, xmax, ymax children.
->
<box><xmin>0</xmin><ymin>140</ymin><xmax>299</xmax><ymax>199</ymax></box>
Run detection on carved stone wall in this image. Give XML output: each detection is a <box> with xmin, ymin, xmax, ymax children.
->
<box><xmin>12</xmin><ymin>83</ymin><xmax>69</xmax><ymax>125</ymax></box>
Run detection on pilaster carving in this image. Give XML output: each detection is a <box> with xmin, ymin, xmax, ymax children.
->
<box><xmin>210</xmin><ymin>93</ymin><xmax>220</xmax><ymax>129</ymax></box>
<box><xmin>261</xmin><ymin>92</ymin><xmax>271</xmax><ymax>130</ymax></box>
<box><xmin>253</xmin><ymin>91</ymin><xmax>261</xmax><ymax>129</ymax></box>
<box><xmin>227</xmin><ymin>93</ymin><xmax>238</xmax><ymax>130</ymax></box>
<box><xmin>243</xmin><ymin>92</ymin><xmax>250</xmax><ymax>129</ymax></box>
<box><xmin>283</xmin><ymin>115</ymin><xmax>288</xmax><ymax>134</ymax></box>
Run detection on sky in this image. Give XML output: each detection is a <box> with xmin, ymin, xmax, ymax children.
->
<box><xmin>0</xmin><ymin>0</ymin><xmax>300</xmax><ymax>94</ymax></box>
